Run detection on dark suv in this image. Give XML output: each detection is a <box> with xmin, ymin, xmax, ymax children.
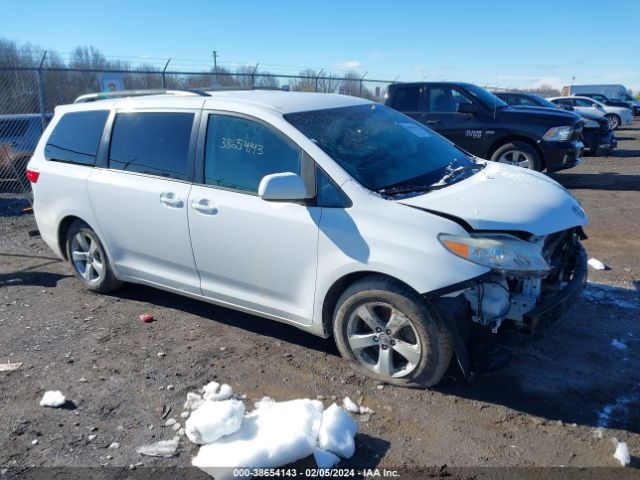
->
<box><xmin>494</xmin><ymin>92</ymin><xmax>616</xmax><ymax>156</ymax></box>
<box><xmin>0</xmin><ymin>114</ymin><xmax>51</xmax><ymax>191</ymax></box>
<box><xmin>385</xmin><ymin>82</ymin><xmax>584</xmax><ymax>172</ymax></box>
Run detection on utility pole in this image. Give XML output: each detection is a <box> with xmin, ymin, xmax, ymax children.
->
<box><xmin>212</xmin><ymin>50</ymin><xmax>218</xmax><ymax>83</ymax></box>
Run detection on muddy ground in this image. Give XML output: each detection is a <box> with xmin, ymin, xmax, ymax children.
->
<box><xmin>1</xmin><ymin>121</ymin><xmax>640</xmax><ymax>479</ymax></box>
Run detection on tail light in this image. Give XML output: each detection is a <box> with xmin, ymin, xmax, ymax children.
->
<box><xmin>26</xmin><ymin>169</ymin><xmax>40</xmax><ymax>183</ymax></box>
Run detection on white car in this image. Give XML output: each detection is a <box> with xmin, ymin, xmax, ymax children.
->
<box><xmin>549</xmin><ymin>96</ymin><xmax>633</xmax><ymax>129</ymax></box>
<box><xmin>27</xmin><ymin>89</ymin><xmax>588</xmax><ymax>387</ymax></box>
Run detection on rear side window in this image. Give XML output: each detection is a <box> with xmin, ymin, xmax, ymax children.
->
<box><xmin>204</xmin><ymin>115</ymin><xmax>301</xmax><ymax>194</ymax></box>
<box><xmin>109</xmin><ymin>112</ymin><xmax>194</xmax><ymax>180</ymax></box>
<box><xmin>391</xmin><ymin>87</ymin><xmax>421</xmax><ymax>111</ymax></box>
<box><xmin>45</xmin><ymin>110</ymin><xmax>109</xmax><ymax>165</ymax></box>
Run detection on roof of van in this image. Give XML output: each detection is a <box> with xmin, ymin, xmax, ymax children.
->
<box><xmin>65</xmin><ymin>89</ymin><xmax>373</xmax><ymax>115</ymax></box>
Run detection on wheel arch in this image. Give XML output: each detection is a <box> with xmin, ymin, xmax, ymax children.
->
<box><xmin>320</xmin><ymin>270</ymin><xmax>422</xmax><ymax>337</ymax></box>
<box><xmin>57</xmin><ymin>215</ymin><xmax>96</xmax><ymax>260</ymax></box>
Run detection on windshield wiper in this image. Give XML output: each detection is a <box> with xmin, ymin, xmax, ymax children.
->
<box><xmin>377</xmin><ymin>184</ymin><xmax>446</xmax><ymax>195</ymax></box>
<box><xmin>378</xmin><ymin>163</ymin><xmax>486</xmax><ymax>196</ymax></box>
<box><xmin>440</xmin><ymin>163</ymin><xmax>486</xmax><ymax>183</ymax></box>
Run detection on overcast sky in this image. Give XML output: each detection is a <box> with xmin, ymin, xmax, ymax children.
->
<box><xmin>3</xmin><ymin>0</ymin><xmax>639</xmax><ymax>92</ymax></box>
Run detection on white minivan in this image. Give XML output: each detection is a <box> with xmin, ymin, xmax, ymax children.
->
<box><xmin>27</xmin><ymin>89</ymin><xmax>588</xmax><ymax>387</ymax></box>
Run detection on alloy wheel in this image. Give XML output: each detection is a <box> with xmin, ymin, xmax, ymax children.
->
<box><xmin>70</xmin><ymin>232</ymin><xmax>104</xmax><ymax>284</ymax></box>
<box><xmin>346</xmin><ymin>302</ymin><xmax>422</xmax><ymax>378</ymax></box>
<box><xmin>497</xmin><ymin>150</ymin><xmax>531</xmax><ymax>168</ymax></box>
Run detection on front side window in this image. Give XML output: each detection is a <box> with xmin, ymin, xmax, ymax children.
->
<box><xmin>285</xmin><ymin>104</ymin><xmax>474</xmax><ymax>193</ymax></box>
<box><xmin>575</xmin><ymin>98</ymin><xmax>595</xmax><ymax>108</ymax></box>
<box><xmin>45</xmin><ymin>110</ymin><xmax>109</xmax><ymax>165</ymax></box>
<box><xmin>428</xmin><ymin>87</ymin><xmax>474</xmax><ymax>112</ymax></box>
<box><xmin>204</xmin><ymin>115</ymin><xmax>301</xmax><ymax>194</ymax></box>
<box><xmin>109</xmin><ymin>112</ymin><xmax>194</xmax><ymax>180</ymax></box>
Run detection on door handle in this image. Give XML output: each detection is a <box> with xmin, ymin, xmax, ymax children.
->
<box><xmin>191</xmin><ymin>199</ymin><xmax>218</xmax><ymax>215</ymax></box>
<box><xmin>426</xmin><ymin>120</ymin><xmax>441</xmax><ymax>125</ymax></box>
<box><xmin>159</xmin><ymin>192</ymin><xmax>183</xmax><ymax>208</ymax></box>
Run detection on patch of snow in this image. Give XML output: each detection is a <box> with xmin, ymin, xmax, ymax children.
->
<box><xmin>342</xmin><ymin>397</ymin><xmax>359</xmax><ymax>413</ymax></box>
<box><xmin>588</xmin><ymin>258</ymin><xmax>607</xmax><ymax>270</ymax></box>
<box><xmin>184</xmin><ymin>392</ymin><xmax>204</xmax><ymax>411</ymax></box>
<box><xmin>192</xmin><ymin>398</ymin><xmax>323</xmax><ymax>474</ymax></box>
<box><xmin>165</xmin><ymin>418</ymin><xmax>176</xmax><ymax>427</ymax></box>
<box><xmin>318</xmin><ymin>403</ymin><xmax>358</xmax><ymax>459</ymax></box>
<box><xmin>581</xmin><ymin>283</ymin><xmax>637</xmax><ymax>310</ymax></box>
<box><xmin>202</xmin><ymin>382</ymin><xmax>233</xmax><ymax>401</ymax></box>
<box><xmin>39</xmin><ymin>391</ymin><xmax>66</xmax><ymax>408</ymax></box>
<box><xmin>314</xmin><ymin>447</ymin><xmax>340</xmax><ymax>468</ymax></box>
<box><xmin>109</xmin><ymin>442</ymin><xmax>120</xmax><ymax>449</ymax></box>
<box><xmin>598</xmin><ymin>394</ymin><xmax>635</xmax><ymax>428</ymax></box>
<box><xmin>181</xmin><ymin>411</ymin><xmax>190</xmax><ymax>419</ymax></box>
<box><xmin>614</xmin><ymin>441</ymin><xmax>630</xmax><ymax>466</ymax></box>
<box><xmin>137</xmin><ymin>439</ymin><xmax>179</xmax><ymax>457</ymax></box>
<box><xmin>611</xmin><ymin>339</ymin><xmax>628</xmax><ymax>350</ymax></box>
<box><xmin>185</xmin><ymin>399</ymin><xmax>245</xmax><ymax>445</ymax></box>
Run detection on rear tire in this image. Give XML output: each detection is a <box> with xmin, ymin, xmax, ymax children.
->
<box><xmin>65</xmin><ymin>220</ymin><xmax>122</xmax><ymax>293</ymax></box>
<box><xmin>490</xmin><ymin>141</ymin><xmax>542</xmax><ymax>171</ymax></box>
<box><xmin>333</xmin><ymin>276</ymin><xmax>453</xmax><ymax>388</ymax></box>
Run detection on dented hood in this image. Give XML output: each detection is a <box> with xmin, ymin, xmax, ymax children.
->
<box><xmin>398</xmin><ymin>163</ymin><xmax>588</xmax><ymax>236</ymax></box>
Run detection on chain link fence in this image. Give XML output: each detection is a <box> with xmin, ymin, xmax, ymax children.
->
<box><xmin>0</xmin><ymin>65</ymin><xmax>393</xmax><ymax>202</ymax></box>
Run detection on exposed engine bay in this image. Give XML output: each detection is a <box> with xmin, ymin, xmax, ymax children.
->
<box><xmin>459</xmin><ymin>227</ymin><xmax>585</xmax><ymax>333</ymax></box>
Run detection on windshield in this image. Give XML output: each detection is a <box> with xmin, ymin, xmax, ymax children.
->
<box><xmin>284</xmin><ymin>104</ymin><xmax>476</xmax><ymax>192</ymax></box>
<box><xmin>464</xmin><ymin>84</ymin><xmax>508</xmax><ymax>108</ymax></box>
<box><xmin>529</xmin><ymin>95</ymin><xmax>558</xmax><ymax>109</ymax></box>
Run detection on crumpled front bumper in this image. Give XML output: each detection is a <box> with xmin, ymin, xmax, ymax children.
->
<box><xmin>523</xmin><ymin>242</ymin><xmax>588</xmax><ymax>333</ymax></box>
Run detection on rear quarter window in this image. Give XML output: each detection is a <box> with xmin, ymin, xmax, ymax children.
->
<box><xmin>45</xmin><ymin>110</ymin><xmax>109</xmax><ymax>165</ymax></box>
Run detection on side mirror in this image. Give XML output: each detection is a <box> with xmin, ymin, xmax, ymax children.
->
<box><xmin>258</xmin><ymin>172</ymin><xmax>309</xmax><ymax>202</ymax></box>
<box><xmin>457</xmin><ymin>102</ymin><xmax>478</xmax><ymax>114</ymax></box>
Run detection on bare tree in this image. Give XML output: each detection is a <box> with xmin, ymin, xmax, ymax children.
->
<box><xmin>291</xmin><ymin>69</ymin><xmax>316</xmax><ymax>92</ymax></box>
<box><xmin>317</xmin><ymin>73</ymin><xmax>340</xmax><ymax>93</ymax></box>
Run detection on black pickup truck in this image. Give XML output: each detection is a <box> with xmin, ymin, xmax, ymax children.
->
<box><xmin>385</xmin><ymin>82</ymin><xmax>584</xmax><ymax>172</ymax></box>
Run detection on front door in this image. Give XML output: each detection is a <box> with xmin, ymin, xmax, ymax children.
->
<box><xmin>188</xmin><ymin>113</ymin><xmax>320</xmax><ymax>324</ymax></box>
<box><xmin>423</xmin><ymin>85</ymin><xmax>485</xmax><ymax>156</ymax></box>
<box><xmin>88</xmin><ymin>110</ymin><xmax>201</xmax><ymax>294</ymax></box>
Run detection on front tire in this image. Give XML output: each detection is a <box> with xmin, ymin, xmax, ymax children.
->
<box><xmin>605</xmin><ymin>114</ymin><xmax>621</xmax><ymax>130</ymax></box>
<box><xmin>333</xmin><ymin>276</ymin><xmax>453</xmax><ymax>388</ymax></box>
<box><xmin>490</xmin><ymin>141</ymin><xmax>542</xmax><ymax>171</ymax></box>
<box><xmin>65</xmin><ymin>221</ymin><xmax>122</xmax><ymax>293</ymax></box>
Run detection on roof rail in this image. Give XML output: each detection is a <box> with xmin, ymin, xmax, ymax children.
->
<box><xmin>73</xmin><ymin>89</ymin><xmax>210</xmax><ymax>103</ymax></box>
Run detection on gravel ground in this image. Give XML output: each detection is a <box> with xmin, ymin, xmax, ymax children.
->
<box><xmin>1</xmin><ymin>121</ymin><xmax>640</xmax><ymax>478</ymax></box>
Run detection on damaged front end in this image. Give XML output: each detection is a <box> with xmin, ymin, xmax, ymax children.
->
<box><xmin>441</xmin><ymin>227</ymin><xmax>587</xmax><ymax>334</ymax></box>
<box><xmin>428</xmin><ymin>227</ymin><xmax>588</xmax><ymax>377</ymax></box>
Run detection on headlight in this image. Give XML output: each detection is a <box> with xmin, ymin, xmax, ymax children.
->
<box><xmin>583</xmin><ymin>119</ymin><xmax>599</xmax><ymax>128</ymax></box>
<box><xmin>439</xmin><ymin>234</ymin><xmax>550</xmax><ymax>276</ymax></box>
<box><xmin>543</xmin><ymin>126</ymin><xmax>573</xmax><ymax>141</ymax></box>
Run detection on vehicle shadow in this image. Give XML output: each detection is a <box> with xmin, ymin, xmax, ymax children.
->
<box><xmin>113</xmin><ymin>283</ymin><xmax>341</xmax><ymax>357</ymax></box>
<box><xmin>436</xmin><ymin>282</ymin><xmax>640</xmax><ymax>433</ymax></box>
<box><xmin>0</xmin><ymin>194</ymin><xmax>31</xmax><ymax>217</ymax></box>
<box><xmin>0</xmin><ymin>271</ymin><xmax>70</xmax><ymax>288</ymax></box>
<box><xmin>614</xmin><ymin>149</ymin><xmax>640</xmax><ymax>158</ymax></box>
<box><xmin>550</xmin><ymin>171</ymin><xmax>640</xmax><ymax>191</ymax></box>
